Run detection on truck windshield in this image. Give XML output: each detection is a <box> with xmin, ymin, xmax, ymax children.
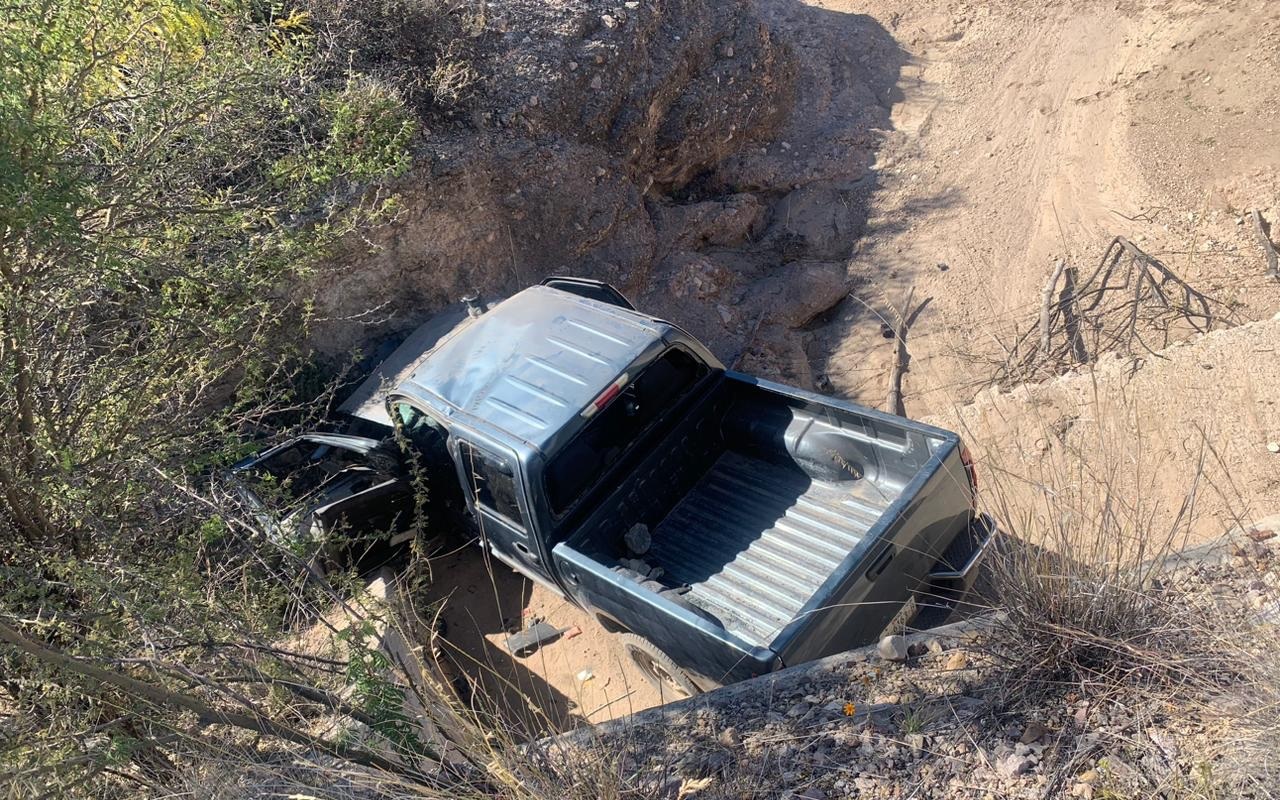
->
<box><xmin>545</xmin><ymin>347</ymin><xmax>707</xmax><ymax>515</ymax></box>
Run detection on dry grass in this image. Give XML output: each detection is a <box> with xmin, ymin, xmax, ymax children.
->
<box><xmin>301</xmin><ymin>0</ymin><xmax>482</xmax><ymax>116</ymax></box>
<box><xmin>955</xmin><ymin>393</ymin><xmax>1280</xmax><ymax>798</ymax></box>
<box><xmin>980</xmin><ymin>484</ymin><xmax>1220</xmax><ymax>703</ymax></box>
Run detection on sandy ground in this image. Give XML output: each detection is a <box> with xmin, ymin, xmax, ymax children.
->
<box><xmin>928</xmin><ymin>316</ymin><xmax>1280</xmax><ymax>546</ymax></box>
<box><xmin>798</xmin><ymin>0</ymin><xmax>1280</xmax><ymax>539</ymax></box>
<box><xmin>809</xmin><ymin>0</ymin><xmax>1280</xmax><ymax>418</ymax></box>
<box><xmin>422</xmin><ymin>546</ymin><xmax>670</xmax><ymax>736</ymax></box>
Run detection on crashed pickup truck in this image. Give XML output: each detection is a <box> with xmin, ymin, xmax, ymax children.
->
<box><xmin>237</xmin><ymin>278</ymin><xmax>992</xmax><ymax>695</ymax></box>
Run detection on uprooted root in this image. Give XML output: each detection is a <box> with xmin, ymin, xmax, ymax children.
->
<box><xmin>997</xmin><ymin>236</ymin><xmax>1244</xmax><ymax>385</ymax></box>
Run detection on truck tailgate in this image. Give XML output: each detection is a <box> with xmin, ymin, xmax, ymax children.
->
<box><xmin>551</xmin><ymin>542</ymin><xmax>782</xmax><ymax>687</ymax></box>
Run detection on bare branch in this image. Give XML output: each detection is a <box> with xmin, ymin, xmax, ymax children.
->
<box><xmin>1252</xmin><ymin>209</ymin><xmax>1279</xmax><ymax>281</ymax></box>
<box><xmin>0</xmin><ymin>619</ymin><xmax>435</xmax><ymax>782</ymax></box>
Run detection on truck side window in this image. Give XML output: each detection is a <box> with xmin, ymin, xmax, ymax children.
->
<box><xmin>458</xmin><ymin>441</ymin><xmax>525</xmax><ymax>527</ymax></box>
<box><xmin>393</xmin><ymin>402</ymin><xmax>448</xmax><ymax>456</ymax></box>
<box><xmin>546</xmin><ymin>347</ymin><xmax>708</xmax><ymax>515</ymax></box>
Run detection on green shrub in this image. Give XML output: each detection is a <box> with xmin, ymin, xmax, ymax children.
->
<box><xmin>0</xmin><ymin>1</ymin><xmax>421</xmax><ymax>795</ymax></box>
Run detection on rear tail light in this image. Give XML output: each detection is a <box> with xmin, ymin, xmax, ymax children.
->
<box><xmin>581</xmin><ymin>372</ymin><xmax>629</xmax><ymax>418</ymax></box>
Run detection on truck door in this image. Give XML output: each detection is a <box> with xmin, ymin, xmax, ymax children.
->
<box><xmin>454</xmin><ymin>439</ymin><xmax>549</xmax><ymax>581</ymax></box>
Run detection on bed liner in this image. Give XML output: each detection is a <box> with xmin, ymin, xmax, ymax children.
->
<box><xmin>646</xmin><ymin>450</ymin><xmax>898</xmax><ymax>643</ymax></box>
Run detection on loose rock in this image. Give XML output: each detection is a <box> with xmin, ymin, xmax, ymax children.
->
<box><xmin>878</xmin><ymin>635</ymin><xmax>909</xmax><ymax>661</ymax></box>
<box><xmin>624</xmin><ymin>522</ymin><xmax>652</xmax><ymax>555</ymax></box>
<box><xmin>1019</xmin><ymin>721</ymin><xmax>1050</xmax><ymax>744</ymax></box>
<box><xmin>998</xmin><ymin>754</ymin><xmax>1035</xmax><ymax>777</ymax></box>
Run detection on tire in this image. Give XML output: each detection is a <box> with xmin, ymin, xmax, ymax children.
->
<box><xmin>617</xmin><ymin>633</ymin><xmax>700</xmax><ymax>700</ymax></box>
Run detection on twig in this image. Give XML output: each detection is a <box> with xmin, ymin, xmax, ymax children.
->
<box><xmin>1000</xmin><ymin>236</ymin><xmax>1238</xmax><ymax>384</ymax></box>
<box><xmin>886</xmin><ymin>288</ymin><xmax>918</xmax><ymax>417</ymax></box>
<box><xmin>1251</xmin><ymin>210</ymin><xmax>1279</xmax><ymax>280</ymax></box>
<box><xmin>1040</xmin><ymin>260</ymin><xmax>1068</xmax><ymax>357</ymax></box>
<box><xmin>1059</xmin><ymin>265</ymin><xmax>1089</xmax><ymax>364</ymax></box>
<box><xmin>585</xmin><ymin>689</ymin><xmax>637</xmax><ymax>718</ymax></box>
<box><xmin>0</xmin><ymin>620</ymin><xmax>437</xmax><ymax>780</ymax></box>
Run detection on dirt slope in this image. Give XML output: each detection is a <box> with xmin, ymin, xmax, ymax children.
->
<box><xmin>925</xmin><ymin>315</ymin><xmax>1280</xmax><ymax>542</ymax></box>
<box><xmin>814</xmin><ymin>0</ymin><xmax>1280</xmax><ymax>415</ymax></box>
<box><xmin>803</xmin><ymin>0</ymin><xmax>1280</xmax><ymax>541</ymax></box>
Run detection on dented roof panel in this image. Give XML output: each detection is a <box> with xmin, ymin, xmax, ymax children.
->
<box><xmin>397</xmin><ymin>285</ymin><xmax>670</xmax><ymax>449</ymax></box>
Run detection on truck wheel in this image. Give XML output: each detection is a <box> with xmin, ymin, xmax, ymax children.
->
<box><xmin>617</xmin><ymin>634</ymin><xmax>699</xmax><ymax>699</ymax></box>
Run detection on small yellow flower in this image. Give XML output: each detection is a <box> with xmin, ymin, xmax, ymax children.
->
<box><xmin>843</xmin><ymin>702</ymin><xmax>856</xmax><ymax>716</ymax></box>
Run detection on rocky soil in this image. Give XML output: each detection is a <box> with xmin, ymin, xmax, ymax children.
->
<box><xmin>549</xmin><ymin>522</ymin><xmax>1280</xmax><ymax>799</ymax></box>
<box><xmin>312</xmin><ymin>0</ymin><xmax>903</xmax><ymax>389</ymax></box>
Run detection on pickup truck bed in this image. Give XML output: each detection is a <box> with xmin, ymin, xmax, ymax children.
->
<box><xmin>647</xmin><ymin>449</ymin><xmax>896</xmax><ymax>643</ymax></box>
<box><xmin>327</xmin><ymin>279</ymin><xmax>982</xmax><ymax>692</ymax></box>
<box><xmin>557</xmin><ymin>370</ymin><xmax>975</xmax><ymax>685</ymax></box>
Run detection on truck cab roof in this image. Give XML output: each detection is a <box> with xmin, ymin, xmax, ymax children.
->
<box><xmin>386</xmin><ymin>285</ymin><xmax>718</xmax><ymax>452</ymax></box>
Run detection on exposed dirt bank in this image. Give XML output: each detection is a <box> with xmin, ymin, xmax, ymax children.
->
<box><xmin>807</xmin><ymin>0</ymin><xmax>1280</xmax><ymax>406</ymax></box>
<box><xmin>926</xmin><ymin>316</ymin><xmax>1280</xmax><ymax>543</ymax></box>
<box><xmin>312</xmin><ymin>0</ymin><xmax>907</xmax><ymax>390</ymax></box>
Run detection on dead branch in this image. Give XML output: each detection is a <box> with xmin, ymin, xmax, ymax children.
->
<box><xmin>1040</xmin><ymin>260</ymin><xmax>1068</xmax><ymax>357</ymax></box>
<box><xmin>0</xmin><ymin>619</ymin><xmax>438</xmax><ymax>782</ymax></box>
<box><xmin>1251</xmin><ymin>210</ymin><xmax>1279</xmax><ymax>280</ymax></box>
<box><xmin>1059</xmin><ymin>264</ymin><xmax>1089</xmax><ymax>364</ymax></box>
<box><xmin>886</xmin><ymin>289</ymin><xmax>927</xmax><ymax>416</ymax></box>
<box><xmin>998</xmin><ymin>236</ymin><xmax>1241</xmax><ymax>385</ymax></box>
